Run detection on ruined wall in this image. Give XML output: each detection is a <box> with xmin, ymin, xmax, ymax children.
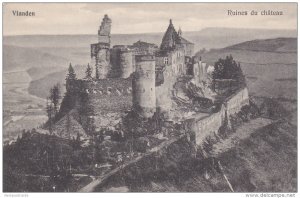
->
<box><xmin>132</xmin><ymin>55</ymin><xmax>156</xmax><ymax>118</ymax></box>
<box><xmin>109</xmin><ymin>48</ymin><xmax>121</xmax><ymax>78</ymax></box>
<box><xmin>96</xmin><ymin>47</ymin><xmax>111</xmax><ymax>79</ymax></box>
<box><xmin>66</xmin><ymin>78</ymin><xmax>132</xmax><ymax>130</ymax></box>
<box><xmin>109</xmin><ymin>46</ymin><xmax>135</xmax><ymax>78</ymax></box>
<box><xmin>155</xmin><ymin>49</ymin><xmax>185</xmax><ymax>114</ymax></box>
<box><xmin>98</xmin><ymin>14</ymin><xmax>112</xmax><ymax>44</ymax></box>
<box><xmin>120</xmin><ymin>49</ymin><xmax>134</xmax><ymax>78</ymax></box>
<box><xmin>69</xmin><ymin>78</ymin><xmax>132</xmax><ymax>113</ymax></box>
<box><xmin>186</xmin><ymin>87</ymin><xmax>249</xmax><ymax>146</ymax></box>
<box><xmin>193</xmin><ymin>61</ymin><xmax>208</xmax><ymax>85</ymax></box>
<box><xmin>188</xmin><ymin>105</ymin><xmax>226</xmax><ymax>145</ymax></box>
<box><xmin>225</xmin><ymin>87</ymin><xmax>249</xmax><ymax>115</ymax></box>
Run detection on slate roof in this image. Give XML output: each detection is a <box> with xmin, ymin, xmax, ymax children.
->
<box><xmin>160</xmin><ymin>19</ymin><xmax>181</xmax><ymax>50</ymax></box>
<box><xmin>179</xmin><ymin>36</ymin><xmax>194</xmax><ymax>45</ymax></box>
<box><xmin>160</xmin><ymin>19</ymin><xmax>194</xmax><ymax>51</ymax></box>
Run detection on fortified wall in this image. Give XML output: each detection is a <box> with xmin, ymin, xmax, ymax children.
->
<box><xmin>184</xmin><ymin>87</ymin><xmax>249</xmax><ymax>146</ymax></box>
<box><xmin>109</xmin><ymin>46</ymin><xmax>135</xmax><ymax>78</ymax></box>
<box><xmin>65</xmin><ymin>78</ymin><xmax>132</xmax><ymax>130</ymax></box>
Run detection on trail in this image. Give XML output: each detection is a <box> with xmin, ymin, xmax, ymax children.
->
<box><xmin>78</xmin><ymin>134</ymin><xmax>185</xmax><ymax>192</ymax></box>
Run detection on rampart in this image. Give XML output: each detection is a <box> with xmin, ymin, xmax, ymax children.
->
<box><xmin>185</xmin><ymin>87</ymin><xmax>249</xmax><ymax>146</ymax></box>
<box><xmin>67</xmin><ymin>78</ymin><xmax>132</xmax><ymax>114</ymax></box>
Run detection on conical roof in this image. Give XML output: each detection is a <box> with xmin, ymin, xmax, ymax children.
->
<box><xmin>160</xmin><ymin>19</ymin><xmax>181</xmax><ymax>50</ymax></box>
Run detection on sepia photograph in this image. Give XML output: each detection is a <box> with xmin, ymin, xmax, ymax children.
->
<box><xmin>2</xmin><ymin>2</ymin><xmax>298</xmax><ymax>194</ymax></box>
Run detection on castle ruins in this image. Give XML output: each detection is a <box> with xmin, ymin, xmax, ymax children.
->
<box><xmin>63</xmin><ymin>14</ymin><xmax>249</xmax><ymax>146</ymax></box>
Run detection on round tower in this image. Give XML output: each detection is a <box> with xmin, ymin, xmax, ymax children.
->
<box><xmin>132</xmin><ymin>55</ymin><xmax>156</xmax><ymax>118</ymax></box>
<box><xmin>95</xmin><ymin>43</ymin><xmax>110</xmax><ymax>79</ymax></box>
<box><xmin>120</xmin><ymin>49</ymin><xmax>134</xmax><ymax>78</ymax></box>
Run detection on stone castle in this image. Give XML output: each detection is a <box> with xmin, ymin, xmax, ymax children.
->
<box><xmin>83</xmin><ymin>15</ymin><xmax>206</xmax><ymax>111</ymax></box>
<box><xmin>63</xmin><ymin>14</ymin><xmax>248</xmax><ymax>134</ymax></box>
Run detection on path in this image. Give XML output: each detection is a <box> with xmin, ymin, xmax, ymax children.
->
<box><xmin>78</xmin><ymin>134</ymin><xmax>185</xmax><ymax>192</ymax></box>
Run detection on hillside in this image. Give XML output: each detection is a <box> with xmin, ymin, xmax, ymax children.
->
<box><xmin>99</xmin><ymin>121</ymin><xmax>296</xmax><ymax>192</ymax></box>
<box><xmin>199</xmin><ymin>38</ymin><xmax>297</xmax><ymax>100</ymax></box>
<box><xmin>3</xmin><ymin>45</ymin><xmax>68</xmax><ymax>73</ymax></box>
<box><xmin>28</xmin><ymin>64</ymin><xmax>86</xmax><ymax>99</ymax></box>
<box><xmin>224</xmin><ymin>37</ymin><xmax>297</xmax><ymax>53</ymax></box>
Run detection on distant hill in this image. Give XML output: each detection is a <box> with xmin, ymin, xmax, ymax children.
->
<box><xmin>3</xmin><ymin>45</ymin><xmax>69</xmax><ymax>75</ymax></box>
<box><xmin>4</xmin><ymin>27</ymin><xmax>297</xmax><ymax>51</ymax></box>
<box><xmin>199</xmin><ymin>37</ymin><xmax>297</xmax><ymax>99</ymax></box>
<box><xmin>223</xmin><ymin>37</ymin><xmax>297</xmax><ymax>53</ymax></box>
<box><xmin>28</xmin><ymin>64</ymin><xmax>86</xmax><ymax>99</ymax></box>
<box><xmin>4</xmin><ymin>28</ymin><xmax>296</xmax><ymax>82</ymax></box>
<box><xmin>199</xmin><ymin>37</ymin><xmax>297</xmax><ymax>64</ymax></box>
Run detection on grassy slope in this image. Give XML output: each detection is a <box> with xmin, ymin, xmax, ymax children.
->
<box><xmin>219</xmin><ymin>121</ymin><xmax>297</xmax><ymax>192</ymax></box>
<box><xmin>3</xmin><ymin>45</ymin><xmax>68</xmax><ymax>73</ymax></box>
<box><xmin>200</xmin><ymin>38</ymin><xmax>297</xmax><ymax>100</ymax></box>
<box><xmin>99</xmin><ymin>121</ymin><xmax>296</xmax><ymax>192</ymax></box>
<box><xmin>28</xmin><ymin>65</ymin><xmax>86</xmax><ymax>99</ymax></box>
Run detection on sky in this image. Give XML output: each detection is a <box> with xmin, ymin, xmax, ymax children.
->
<box><xmin>3</xmin><ymin>3</ymin><xmax>297</xmax><ymax>35</ymax></box>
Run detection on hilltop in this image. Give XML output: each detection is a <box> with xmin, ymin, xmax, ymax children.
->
<box><xmin>223</xmin><ymin>37</ymin><xmax>297</xmax><ymax>53</ymax></box>
<box><xmin>199</xmin><ymin>38</ymin><xmax>297</xmax><ymax>100</ymax></box>
<box><xmin>4</xmin><ymin>27</ymin><xmax>296</xmax><ymax>50</ymax></box>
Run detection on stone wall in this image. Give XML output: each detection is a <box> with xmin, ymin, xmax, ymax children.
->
<box><xmin>155</xmin><ymin>49</ymin><xmax>186</xmax><ymax>114</ymax></box>
<box><xmin>225</xmin><ymin>87</ymin><xmax>249</xmax><ymax>116</ymax></box>
<box><xmin>182</xmin><ymin>43</ymin><xmax>194</xmax><ymax>57</ymax></box>
<box><xmin>193</xmin><ymin>61</ymin><xmax>208</xmax><ymax>84</ymax></box>
<box><xmin>120</xmin><ymin>49</ymin><xmax>134</xmax><ymax>78</ymax></box>
<box><xmin>69</xmin><ymin>78</ymin><xmax>132</xmax><ymax>113</ymax></box>
<box><xmin>96</xmin><ymin>48</ymin><xmax>111</xmax><ymax>79</ymax></box>
<box><xmin>190</xmin><ymin>105</ymin><xmax>226</xmax><ymax>145</ymax></box>
<box><xmin>98</xmin><ymin>14</ymin><xmax>112</xmax><ymax>44</ymax></box>
<box><xmin>132</xmin><ymin>55</ymin><xmax>156</xmax><ymax>118</ymax></box>
<box><xmin>65</xmin><ymin>78</ymin><xmax>132</xmax><ymax>130</ymax></box>
<box><xmin>185</xmin><ymin>87</ymin><xmax>249</xmax><ymax>146</ymax></box>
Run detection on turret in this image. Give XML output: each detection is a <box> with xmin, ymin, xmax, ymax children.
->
<box><xmin>132</xmin><ymin>55</ymin><xmax>156</xmax><ymax>118</ymax></box>
<box><xmin>91</xmin><ymin>14</ymin><xmax>112</xmax><ymax>79</ymax></box>
<box><xmin>178</xmin><ymin>27</ymin><xmax>182</xmax><ymax>37</ymax></box>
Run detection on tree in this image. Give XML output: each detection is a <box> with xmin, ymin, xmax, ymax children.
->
<box><xmin>212</xmin><ymin>55</ymin><xmax>242</xmax><ymax>80</ymax></box>
<box><xmin>85</xmin><ymin>63</ymin><xmax>92</xmax><ymax>79</ymax></box>
<box><xmin>50</xmin><ymin>84</ymin><xmax>61</xmax><ymax>116</ymax></box>
<box><xmin>46</xmin><ymin>97</ymin><xmax>54</xmax><ymax>134</ymax></box>
<box><xmin>66</xmin><ymin>63</ymin><xmax>76</xmax><ymax>80</ymax></box>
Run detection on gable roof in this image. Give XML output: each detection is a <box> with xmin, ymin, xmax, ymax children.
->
<box><xmin>179</xmin><ymin>36</ymin><xmax>194</xmax><ymax>45</ymax></box>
